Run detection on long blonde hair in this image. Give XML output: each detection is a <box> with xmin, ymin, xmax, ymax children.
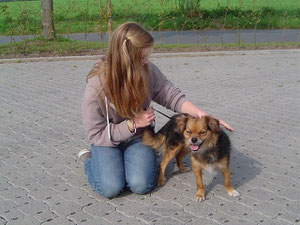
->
<box><xmin>88</xmin><ymin>22</ymin><xmax>154</xmax><ymax>118</ymax></box>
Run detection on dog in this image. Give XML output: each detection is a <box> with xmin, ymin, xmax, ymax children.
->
<box><xmin>188</xmin><ymin>115</ymin><xmax>240</xmax><ymax>201</ymax></box>
<box><xmin>142</xmin><ymin>114</ymin><xmax>240</xmax><ymax>201</ymax></box>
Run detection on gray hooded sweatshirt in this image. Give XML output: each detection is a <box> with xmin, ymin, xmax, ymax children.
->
<box><xmin>82</xmin><ymin>61</ymin><xmax>187</xmax><ymax>147</ymax></box>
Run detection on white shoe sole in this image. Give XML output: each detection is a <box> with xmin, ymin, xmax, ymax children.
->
<box><xmin>78</xmin><ymin>149</ymin><xmax>91</xmax><ymax>158</ymax></box>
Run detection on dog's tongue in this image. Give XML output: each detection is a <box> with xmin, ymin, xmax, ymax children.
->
<box><xmin>190</xmin><ymin>145</ymin><xmax>199</xmax><ymax>151</ymax></box>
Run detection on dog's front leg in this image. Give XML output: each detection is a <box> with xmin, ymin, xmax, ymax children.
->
<box><xmin>192</xmin><ymin>159</ymin><xmax>205</xmax><ymax>201</ymax></box>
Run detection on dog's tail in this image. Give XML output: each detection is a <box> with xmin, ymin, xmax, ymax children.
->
<box><xmin>142</xmin><ymin>127</ymin><xmax>166</xmax><ymax>151</ymax></box>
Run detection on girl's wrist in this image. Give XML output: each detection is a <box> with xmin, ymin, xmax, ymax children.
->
<box><xmin>126</xmin><ymin>119</ymin><xmax>137</xmax><ymax>133</ymax></box>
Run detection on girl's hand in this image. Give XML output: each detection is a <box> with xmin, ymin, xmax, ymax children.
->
<box><xmin>219</xmin><ymin>119</ymin><xmax>234</xmax><ymax>132</ymax></box>
<box><xmin>182</xmin><ymin>101</ymin><xmax>234</xmax><ymax>132</ymax></box>
<box><xmin>196</xmin><ymin>111</ymin><xmax>234</xmax><ymax>132</ymax></box>
<box><xmin>133</xmin><ymin>107</ymin><xmax>155</xmax><ymax>128</ymax></box>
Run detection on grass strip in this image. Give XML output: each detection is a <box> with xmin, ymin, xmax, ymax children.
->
<box><xmin>0</xmin><ymin>36</ymin><xmax>299</xmax><ymax>59</ymax></box>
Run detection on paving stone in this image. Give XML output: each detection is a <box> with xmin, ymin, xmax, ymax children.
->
<box><xmin>184</xmin><ymin>201</ymin><xmax>218</xmax><ymax>218</ymax></box>
<box><xmin>57</xmin><ymin>186</ymin><xmax>91</xmax><ymax>203</ymax></box>
<box><xmin>101</xmin><ymin>211</ymin><xmax>147</xmax><ymax>225</ymax></box>
<box><xmin>218</xmin><ymin>201</ymin><xmax>252</xmax><ymax>217</ymax></box>
<box><xmin>227</xmin><ymin>217</ymin><xmax>256</xmax><ymax>225</ymax></box>
<box><xmin>0</xmin><ymin>207</ymin><xmax>24</xmax><ymax>221</ymax></box>
<box><xmin>33</xmin><ymin>208</ymin><xmax>57</xmax><ymax>223</ymax></box>
<box><xmin>17</xmin><ymin>200</ymin><xmax>50</xmax><ymax>216</ymax></box>
<box><xmin>37</xmin><ymin>174</ymin><xmax>72</xmax><ymax>192</ymax></box>
<box><xmin>5</xmin><ymin>215</ymin><xmax>40</xmax><ymax>225</ymax></box>
<box><xmin>4</xmin><ymin>175</ymin><xmax>37</xmax><ymax>191</ymax></box>
<box><xmin>171</xmin><ymin>194</ymin><xmax>195</xmax><ymax>206</ymax></box>
<box><xmin>277</xmin><ymin>209</ymin><xmax>300</xmax><ymax>224</ymax></box>
<box><xmin>27</xmin><ymin>186</ymin><xmax>58</xmax><ymax>201</ymax></box>
<box><xmin>172</xmin><ymin>210</ymin><xmax>196</xmax><ymax>223</ymax></box>
<box><xmin>117</xmin><ymin>200</ymin><xmax>149</xmax><ymax>217</ymax></box>
<box><xmin>245</xmin><ymin>188</ymin><xmax>275</xmax><ymax>202</ymax></box>
<box><xmin>62</xmin><ymin>172</ymin><xmax>87</xmax><ymax>188</ymax></box>
<box><xmin>42</xmin><ymin>216</ymin><xmax>76</xmax><ymax>225</ymax></box>
<box><xmin>151</xmin><ymin>186</ymin><xmax>182</xmax><ymax>201</ymax></box>
<box><xmin>0</xmin><ymin>187</ymin><xmax>31</xmax><ymax>205</ymax></box>
<box><xmin>0</xmin><ymin>198</ymin><xmax>17</xmax><ymax>213</ymax></box>
<box><xmin>83</xmin><ymin>201</ymin><xmax>115</xmax><ymax>217</ymax></box>
<box><xmin>152</xmin><ymin>217</ymin><xmax>184</xmax><ymax>225</ymax></box>
<box><xmin>234</xmin><ymin>195</ymin><xmax>259</xmax><ymax>207</ymax></box>
<box><xmin>285</xmin><ymin>201</ymin><xmax>300</xmax><ymax>215</ymax></box>
<box><xmin>73</xmin><ymin>194</ymin><xmax>99</xmax><ymax>207</ymax></box>
<box><xmin>271</xmin><ymin>175</ymin><xmax>298</xmax><ymax>189</ymax></box>
<box><xmin>67</xmin><ymin>210</ymin><xmax>93</xmax><ymax>224</ymax></box>
<box><xmin>77</xmin><ymin>217</ymin><xmax>113</xmax><ymax>225</ymax></box>
<box><xmin>125</xmin><ymin>194</ymin><xmax>160</xmax><ymax>207</ymax></box>
<box><xmin>137</xmin><ymin>211</ymin><xmax>162</xmax><ymax>224</ymax></box>
<box><xmin>242</xmin><ymin>211</ymin><xmax>275</xmax><ymax>224</ymax></box>
<box><xmin>277</xmin><ymin>187</ymin><xmax>300</xmax><ymax>201</ymax></box>
<box><xmin>252</xmin><ymin>201</ymin><xmax>284</xmax><ymax>218</ymax></box>
<box><xmin>43</xmin><ymin>195</ymin><xmax>82</xmax><ymax>216</ymax></box>
<box><xmin>150</xmin><ymin>201</ymin><xmax>183</xmax><ymax>217</ymax></box>
<box><xmin>207</xmin><ymin>210</ymin><xmax>233</xmax><ymax>224</ymax></box>
<box><xmin>269</xmin><ymin>195</ymin><xmax>291</xmax><ymax>207</ymax></box>
<box><xmin>186</xmin><ymin>217</ymin><xmax>220</xmax><ymax>225</ymax></box>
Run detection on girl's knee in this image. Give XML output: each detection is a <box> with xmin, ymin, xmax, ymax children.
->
<box><xmin>127</xmin><ymin>177</ymin><xmax>156</xmax><ymax>194</ymax></box>
<box><xmin>95</xmin><ymin>181</ymin><xmax>125</xmax><ymax>198</ymax></box>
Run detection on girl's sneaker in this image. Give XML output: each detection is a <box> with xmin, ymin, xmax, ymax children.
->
<box><xmin>78</xmin><ymin>149</ymin><xmax>91</xmax><ymax>163</ymax></box>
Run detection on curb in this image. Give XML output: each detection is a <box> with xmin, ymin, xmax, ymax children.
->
<box><xmin>1</xmin><ymin>49</ymin><xmax>300</xmax><ymax>64</ymax></box>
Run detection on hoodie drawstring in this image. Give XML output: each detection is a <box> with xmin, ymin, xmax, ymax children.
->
<box><xmin>105</xmin><ymin>96</ymin><xmax>111</xmax><ymax>140</ymax></box>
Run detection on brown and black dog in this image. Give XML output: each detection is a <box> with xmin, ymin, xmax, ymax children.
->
<box><xmin>142</xmin><ymin>113</ymin><xmax>239</xmax><ymax>201</ymax></box>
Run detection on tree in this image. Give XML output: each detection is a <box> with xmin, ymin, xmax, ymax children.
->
<box><xmin>41</xmin><ymin>0</ymin><xmax>56</xmax><ymax>40</ymax></box>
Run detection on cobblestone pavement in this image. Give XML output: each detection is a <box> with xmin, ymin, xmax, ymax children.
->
<box><xmin>0</xmin><ymin>50</ymin><xmax>299</xmax><ymax>225</ymax></box>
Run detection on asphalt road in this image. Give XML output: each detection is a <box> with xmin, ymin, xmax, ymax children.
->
<box><xmin>0</xmin><ymin>29</ymin><xmax>299</xmax><ymax>45</ymax></box>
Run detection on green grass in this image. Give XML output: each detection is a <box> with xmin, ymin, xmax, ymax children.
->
<box><xmin>0</xmin><ymin>36</ymin><xmax>299</xmax><ymax>58</ymax></box>
<box><xmin>0</xmin><ymin>0</ymin><xmax>300</xmax><ymax>35</ymax></box>
<box><xmin>0</xmin><ymin>36</ymin><xmax>107</xmax><ymax>56</ymax></box>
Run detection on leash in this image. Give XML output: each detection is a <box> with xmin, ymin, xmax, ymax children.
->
<box><xmin>153</xmin><ymin>108</ymin><xmax>171</xmax><ymax>119</ymax></box>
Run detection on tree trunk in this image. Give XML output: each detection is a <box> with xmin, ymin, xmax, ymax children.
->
<box><xmin>107</xmin><ymin>0</ymin><xmax>112</xmax><ymax>39</ymax></box>
<box><xmin>41</xmin><ymin>0</ymin><xmax>56</xmax><ymax>40</ymax></box>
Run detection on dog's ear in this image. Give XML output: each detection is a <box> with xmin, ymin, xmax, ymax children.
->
<box><xmin>175</xmin><ymin>114</ymin><xmax>188</xmax><ymax>133</ymax></box>
<box><xmin>205</xmin><ymin>116</ymin><xmax>220</xmax><ymax>132</ymax></box>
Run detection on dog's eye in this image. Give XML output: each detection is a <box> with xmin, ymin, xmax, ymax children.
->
<box><xmin>186</xmin><ymin>129</ymin><xmax>191</xmax><ymax>134</ymax></box>
<box><xmin>200</xmin><ymin>131</ymin><xmax>207</xmax><ymax>135</ymax></box>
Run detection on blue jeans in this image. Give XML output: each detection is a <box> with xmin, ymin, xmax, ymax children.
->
<box><xmin>84</xmin><ymin>138</ymin><xmax>158</xmax><ymax>198</ymax></box>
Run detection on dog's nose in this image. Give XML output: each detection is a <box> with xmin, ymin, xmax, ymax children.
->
<box><xmin>191</xmin><ymin>138</ymin><xmax>198</xmax><ymax>143</ymax></box>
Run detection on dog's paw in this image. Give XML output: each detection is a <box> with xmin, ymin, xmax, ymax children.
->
<box><xmin>157</xmin><ymin>177</ymin><xmax>166</xmax><ymax>186</ymax></box>
<box><xmin>227</xmin><ymin>189</ymin><xmax>240</xmax><ymax>197</ymax></box>
<box><xmin>179</xmin><ymin>166</ymin><xmax>190</xmax><ymax>173</ymax></box>
<box><xmin>194</xmin><ymin>189</ymin><xmax>205</xmax><ymax>202</ymax></box>
<box><xmin>195</xmin><ymin>194</ymin><xmax>205</xmax><ymax>202</ymax></box>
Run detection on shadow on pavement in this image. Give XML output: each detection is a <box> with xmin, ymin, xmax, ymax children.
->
<box><xmin>150</xmin><ymin>146</ymin><xmax>263</xmax><ymax>196</ymax></box>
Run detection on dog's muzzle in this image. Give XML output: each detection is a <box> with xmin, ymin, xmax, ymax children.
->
<box><xmin>189</xmin><ymin>138</ymin><xmax>204</xmax><ymax>152</ymax></box>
